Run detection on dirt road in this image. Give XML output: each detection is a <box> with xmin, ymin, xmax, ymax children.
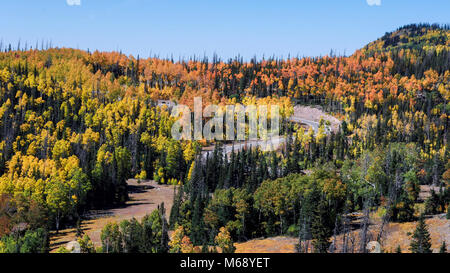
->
<box><xmin>291</xmin><ymin>105</ymin><xmax>341</xmax><ymax>132</ymax></box>
<box><xmin>202</xmin><ymin>105</ymin><xmax>342</xmax><ymax>158</ymax></box>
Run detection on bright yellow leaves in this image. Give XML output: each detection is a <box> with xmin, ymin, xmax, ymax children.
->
<box><xmin>0</xmin><ymin>67</ymin><xmax>10</xmax><ymax>83</ymax></box>
<box><xmin>96</xmin><ymin>145</ymin><xmax>113</xmax><ymax>165</ymax></box>
<box><xmin>0</xmin><ymin>150</ymin><xmax>90</xmax><ymax>222</ymax></box>
<box><xmin>82</xmin><ymin>128</ymin><xmax>100</xmax><ymax>145</ymax></box>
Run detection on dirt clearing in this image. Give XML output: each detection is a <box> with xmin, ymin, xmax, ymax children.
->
<box><xmin>50</xmin><ymin>179</ymin><xmax>175</xmax><ymax>252</ymax></box>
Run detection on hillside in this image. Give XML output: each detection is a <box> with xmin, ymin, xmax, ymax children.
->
<box><xmin>360</xmin><ymin>23</ymin><xmax>450</xmax><ymax>77</ymax></box>
<box><xmin>0</xmin><ymin>24</ymin><xmax>448</xmax><ymax>253</ymax></box>
<box><xmin>365</xmin><ymin>23</ymin><xmax>449</xmax><ymax>52</ymax></box>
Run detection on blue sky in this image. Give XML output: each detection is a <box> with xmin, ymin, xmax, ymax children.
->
<box><xmin>1</xmin><ymin>0</ymin><xmax>449</xmax><ymax>60</ymax></box>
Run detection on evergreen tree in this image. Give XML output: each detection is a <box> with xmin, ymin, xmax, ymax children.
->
<box><xmin>141</xmin><ymin>216</ymin><xmax>154</xmax><ymax>253</ymax></box>
<box><xmin>311</xmin><ymin>200</ymin><xmax>332</xmax><ymax>253</ymax></box>
<box><xmin>425</xmin><ymin>189</ymin><xmax>441</xmax><ymax>215</ymax></box>
<box><xmin>119</xmin><ymin>218</ymin><xmax>143</xmax><ymax>253</ymax></box>
<box><xmin>169</xmin><ymin>186</ymin><xmax>183</xmax><ymax>228</ymax></box>
<box><xmin>439</xmin><ymin>241</ymin><xmax>447</xmax><ymax>253</ymax></box>
<box><xmin>202</xmin><ymin>242</ymin><xmax>210</xmax><ymax>253</ymax></box>
<box><xmin>101</xmin><ymin>222</ymin><xmax>122</xmax><ymax>253</ymax></box>
<box><xmin>409</xmin><ymin>215</ymin><xmax>432</xmax><ymax>253</ymax></box>
<box><xmin>158</xmin><ymin>203</ymin><xmax>170</xmax><ymax>253</ymax></box>
<box><xmin>78</xmin><ymin>234</ymin><xmax>95</xmax><ymax>253</ymax></box>
<box><xmin>190</xmin><ymin>196</ymin><xmax>205</xmax><ymax>245</ymax></box>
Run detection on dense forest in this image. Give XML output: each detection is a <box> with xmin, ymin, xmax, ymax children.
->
<box><xmin>0</xmin><ymin>24</ymin><xmax>449</xmax><ymax>253</ymax></box>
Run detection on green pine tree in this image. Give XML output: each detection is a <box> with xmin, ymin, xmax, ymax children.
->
<box><xmin>311</xmin><ymin>200</ymin><xmax>332</xmax><ymax>253</ymax></box>
<box><xmin>169</xmin><ymin>186</ymin><xmax>183</xmax><ymax>228</ymax></box>
<box><xmin>158</xmin><ymin>203</ymin><xmax>170</xmax><ymax>253</ymax></box>
<box><xmin>409</xmin><ymin>215</ymin><xmax>432</xmax><ymax>253</ymax></box>
<box><xmin>439</xmin><ymin>241</ymin><xmax>447</xmax><ymax>253</ymax></box>
<box><xmin>396</xmin><ymin>245</ymin><xmax>402</xmax><ymax>253</ymax></box>
<box><xmin>202</xmin><ymin>242</ymin><xmax>210</xmax><ymax>253</ymax></box>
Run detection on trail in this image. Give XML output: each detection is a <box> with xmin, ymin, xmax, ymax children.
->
<box><xmin>202</xmin><ymin>105</ymin><xmax>341</xmax><ymax>158</ymax></box>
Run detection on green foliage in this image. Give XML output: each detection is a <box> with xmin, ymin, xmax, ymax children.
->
<box><xmin>78</xmin><ymin>234</ymin><xmax>95</xmax><ymax>253</ymax></box>
<box><xmin>425</xmin><ymin>189</ymin><xmax>448</xmax><ymax>215</ymax></box>
<box><xmin>100</xmin><ymin>204</ymin><xmax>169</xmax><ymax>253</ymax></box>
<box><xmin>101</xmin><ymin>222</ymin><xmax>122</xmax><ymax>253</ymax></box>
<box><xmin>120</xmin><ymin>218</ymin><xmax>143</xmax><ymax>253</ymax></box>
<box><xmin>410</xmin><ymin>215</ymin><xmax>432</xmax><ymax>253</ymax></box>
<box><xmin>55</xmin><ymin>246</ymin><xmax>70</xmax><ymax>253</ymax></box>
<box><xmin>439</xmin><ymin>241</ymin><xmax>447</xmax><ymax>253</ymax></box>
<box><xmin>215</xmin><ymin>227</ymin><xmax>236</xmax><ymax>253</ymax></box>
<box><xmin>311</xmin><ymin>200</ymin><xmax>333</xmax><ymax>253</ymax></box>
<box><xmin>0</xmin><ymin>228</ymin><xmax>48</xmax><ymax>253</ymax></box>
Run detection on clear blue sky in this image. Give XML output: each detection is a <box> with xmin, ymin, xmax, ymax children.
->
<box><xmin>1</xmin><ymin>0</ymin><xmax>449</xmax><ymax>60</ymax></box>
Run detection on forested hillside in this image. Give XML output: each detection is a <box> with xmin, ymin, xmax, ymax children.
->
<box><xmin>0</xmin><ymin>24</ymin><xmax>449</xmax><ymax>253</ymax></box>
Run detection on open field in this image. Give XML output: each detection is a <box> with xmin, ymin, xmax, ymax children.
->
<box><xmin>50</xmin><ymin>180</ymin><xmax>175</xmax><ymax>252</ymax></box>
<box><xmin>235</xmin><ymin>237</ymin><xmax>297</xmax><ymax>253</ymax></box>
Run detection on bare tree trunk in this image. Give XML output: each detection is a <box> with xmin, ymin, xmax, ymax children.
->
<box><xmin>377</xmin><ymin>181</ymin><xmax>396</xmax><ymax>242</ymax></box>
<box><xmin>55</xmin><ymin>211</ymin><xmax>60</xmax><ymax>233</ymax></box>
<box><xmin>330</xmin><ymin>215</ymin><xmax>339</xmax><ymax>253</ymax></box>
<box><xmin>350</xmin><ymin>233</ymin><xmax>355</xmax><ymax>253</ymax></box>
<box><xmin>297</xmin><ymin>215</ymin><xmax>310</xmax><ymax>253</ymax></box>
<box><xmin>342</xmin><ymin>224</ymin><xmax>348</xmax><ymax>253</ymax></box>
<box><xmin>359</xmin><ymin>204</ymin><xmax>370</xmax><ymax>253</ymax></box>
<box><xmin>280</xmin><ymin>214</ymin><xmax>283</xmax><ymax>235</ymax></box>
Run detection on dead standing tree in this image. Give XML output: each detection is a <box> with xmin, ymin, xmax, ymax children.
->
<box><xmin>296</xmin><ymin>215</ymin><xmax>311</xmax><ymax>253</ymax></box>
<box><xmin>376</xmin><ymin>172</ymin><xmax>399</xmax><ymax>242</ymax></box>
<box><xmin>329</xmin><ymin>214</ymin><xmax>340</xmax><ymax>253</ymax></box>
<box><xmin>358</xmin><ymin>153</ymin><xmax>376</xmax><ymax>253</ymax></box>
<box><xmin>359</xmin><ymin>201</ymin><xmax>371</xmax><ymax>253</ymax></box>
<box><xmin>296</xmin><ymin>197</ymin><xmax>311</xmax><ymax>253</ymax></box>
<box><xmin>341</xmin><ymin>215</ymin><xmax>350</xmax><ymax>253</ymax></box>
